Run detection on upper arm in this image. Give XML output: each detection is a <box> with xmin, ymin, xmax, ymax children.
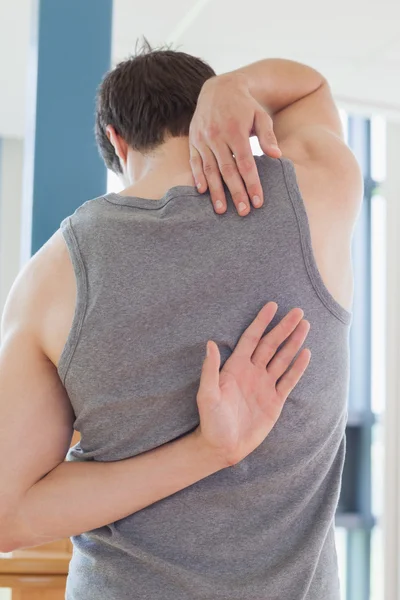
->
<box><xmin>273</xmin><ymin>81</ymin><xmax>363</xmax><ymax>221</ymax></box>
<box><xmin>272</xmin><ymin>80</ymin><xmax>344</xmax><ymax>145</ymax></box>
<box><xmin>0</xmin><ymin>239</ymin><xmax>75</xmax><ymax>516</ymax></box>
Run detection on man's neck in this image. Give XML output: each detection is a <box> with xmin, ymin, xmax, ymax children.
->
<box><xmin>121</xmin><ymin>136</ymin><xmax>196</xmax><ymax>200</ymax></box>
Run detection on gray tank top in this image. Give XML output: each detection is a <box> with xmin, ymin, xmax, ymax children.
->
<box><xmin>59</xmin><ymin>155</ymin><xmax>351</xmax><ymax>600</ymax></box>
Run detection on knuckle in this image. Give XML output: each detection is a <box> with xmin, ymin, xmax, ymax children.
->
<box><xmin>220</xmin><ymin>162</ymin><xmax>237</xmax><ymax>178</ymax></box>
<box><xmin>231</xmin><ymin>190</ymin><xmax>249</xmax><ymax>206</ymax></box>
<box><xmin>264</xmin><ymin>335</ymin><xmax>278</xmax><ymax>352</ymax></box>
<box><xmin>210</xmin><ymin>188</ymin><xmax>224</xmax><ymax>199</ymax></box>
<box><xmin>196</xmin><ymin>130</ymin><xmax>205</xmax><ymax>143</ymax></box>
<box><xmin>203</xmin><ymin>163</ymin><xmax>215</xmax><ymax>176</ymax></box>
<box><xmin>236</xmin><ymin>156</ymin><xmax>255</xmax><ymax>175</ymax></box>
<box><xmin>206</xmin><ymin>123</ymin><xmax>220</xmax><ymax>140</ymax></box>
<box><xmin>248</xmin><ymin>184</ymin><xmax>261</xmax><ymax>197</ymax></box>
<box><xmin>243</xmin><ymin>332</ymin><xmax>260</xmax><ymax>347</ymax></box>
<box><xmin>189</xmin><ymin>129</ymin><xmax>202</xmax><ymax>145</ymax></box>
<box><xmin>226</xmin><ymin>117</ymin><xmax>240</xmax><ymax>136</ymax></box>
<box><xmin>263</xmin><ymin>340</ymin><xmax>276</xmax><ymax>356</ymax></box>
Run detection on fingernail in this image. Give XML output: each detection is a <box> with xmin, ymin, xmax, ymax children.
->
<box><xmin>197</xmin><ymin>182</ymin><xmax>202</xmax><ymax>190</ymax></box>
<box><xmin>215</xmin><ymin>200</ymin><xmax>223</xmax><ymax>210</ymax></box>
<box><xmin>271</xmin><ymin>145</ymin><xmax>282</xmax><ymax>155</ymax></box>
<box><xmin>206</xmin><ymin>342</ymin><xmax>210</xmax><ymax>357</ymax></box>
<box><xmin>253</xmin><ymin>195</ymin><xmax>262</xmax><ymax>207</ymax></box>
<box><xmin>238</xmin><ymin>202</ymin><xmax>247</xmax><ymax>213</ymax></box>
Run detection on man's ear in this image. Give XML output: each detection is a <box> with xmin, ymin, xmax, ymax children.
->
<box><xmin>106</xmin><ymin>126</ymin><xmax>128</xmax><ymax>167</ymax></box>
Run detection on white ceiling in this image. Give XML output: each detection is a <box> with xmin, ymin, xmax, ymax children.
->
<box><xmin>1</xmin><ymin>0</ymin><xmax>400</xmax><ymax>139</ymax></box>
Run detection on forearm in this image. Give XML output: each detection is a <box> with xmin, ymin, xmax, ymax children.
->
<box><xmin>232</xmin><ymin>58</ymin><xmax>326</xmax><ymax>115</ymax></box>
<box><xmin>2</xmin><ymin>429</ymin><xmax>225</xmax><ymax>551</ymax></box>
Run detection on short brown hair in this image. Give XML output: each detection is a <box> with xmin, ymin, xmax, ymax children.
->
<box><xmin>95</xmin><ymin>41</ymin><xmax>216</xmax><ymax>173</ymax></box>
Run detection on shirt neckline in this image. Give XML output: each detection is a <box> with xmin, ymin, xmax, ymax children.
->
<box><xmin>104</xmin><ymin>184</ymin><xmax>203</xmax><ymax>209</ymax></box>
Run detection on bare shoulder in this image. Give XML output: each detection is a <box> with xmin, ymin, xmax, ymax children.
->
<box><xmin>280</xmin><ymin>127</ymin><xmax>364</xmax><ymax>223</ymax></box>
<box><xmin>2</xmin><ymin>230</ymin><xmax>76</xmax><ymax>365</ymax></box>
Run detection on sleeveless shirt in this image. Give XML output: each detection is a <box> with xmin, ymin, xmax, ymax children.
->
<box><xmin>59</xmin><ymin>155</ymin><xmax>351</xmax><ymax>600</ymax></box>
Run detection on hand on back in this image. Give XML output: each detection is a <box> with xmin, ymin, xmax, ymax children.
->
<box><xmin>189</xmin><ymin>73</ymin><xmax>281</xmax><ymax>216</ymax></box>
<box><xmin>196</xmin><ymin>302</ymin><xmax>311</xmax><ymax>467</ymax></box>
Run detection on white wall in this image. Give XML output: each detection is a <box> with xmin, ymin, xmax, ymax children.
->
<box><xmin>2</xmin><ymin>0</ymin><xmax>400</xmax><ymax>138</ymax></box>
<box><xmin>0</xmin><ymin>139</ymin><xmax>24</xmax><ymax>315</ymax></box>
<box><xmin>0</xmin><ymin>0</ymin><xmax>32</xmax><ymax>138</ymax></box>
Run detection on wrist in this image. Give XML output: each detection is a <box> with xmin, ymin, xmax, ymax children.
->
<box><xmin>232</xmin><ymin>65</ymin><xmax>267</xmax><ymax>109</ymax></box>
<box><xmin>190</xmin><ymin>427</ymin><xmax>231</xmax><ymax>471</ymax></box>
<box><xmin>201</xmin><ymin>70</ymin><xmax>250</xmax><ymax>98</ymax></box>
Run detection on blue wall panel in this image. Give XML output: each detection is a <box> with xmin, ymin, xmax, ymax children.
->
<box><xmin>25</xmin><ymin>0</ymin><xmax>113</xmax><ymax>254</ymax></box>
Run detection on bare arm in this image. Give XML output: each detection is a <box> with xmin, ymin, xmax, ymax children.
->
<box><xmin>233</xmin><ymin>58</ymin><xmax>343</xmax><ymax>141</ymax></box>
<box><xmin>0</xmin><ymin>260</ymin><xmax>224</xmax><ymax>551</ymax></box>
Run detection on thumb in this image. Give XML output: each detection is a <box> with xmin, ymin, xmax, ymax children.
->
<box><xmin>198</xmin><ymin>341</ymin><xmax>221</xmax><ymax>397</ymax></box>
<box><xmin>254</xmin><ymin>109</ymin><xmax>282</xmax><ymax>158</ymax></box>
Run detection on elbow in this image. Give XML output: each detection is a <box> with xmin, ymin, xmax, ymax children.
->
<box><xmin>0</xmin><ymin>509</ymin><xmax>13</xmax><ymax>552</ymax></box>
<box><xmin>0</xmin><ymin>539</ymin><xmax>18</xmax><ymax>554</ymax></box>
<box><xmin>0</xmin><ymin>530</ymin><xmax>32</xmax><ymax>553</ymax></box>
<box><xmin>0</xmin><ymin>511</ymin><xmax>32</xmax><ymax>553</ymax></box>
<box><xmin>0</xmin><ymin>535</ymin><xmax>38</xmax><ymax>553</ymax></box>
<box><xmin>0</xmin><ymin>523</ymin><xmax>18</xmax><ymax>553</ymax></box>
<box><xmin>0</xmin><ymin>524</ymin><xmax>21</xmax><ymax>553</ymax></box>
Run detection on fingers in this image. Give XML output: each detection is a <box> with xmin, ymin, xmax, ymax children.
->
<box><xmin>197</xmin><ymin>341</ymin><xmax>221</xmax><ymax>398</ymax></box>
<box><xmin>189</xmin><ymin>145</ymin><xmax>207</xmax><ymax>194</ymax></box>
<box><xmin>234</xmin><ymin>302</ymin><xmax>278</xmax><ymax>358</ymax></box>
<box><xmin>214</xmin><ymin>142</ymin><xmax>251</xmax><ymax>216</ymax></box>
<box><xmin>211</xmin><ymin>135</ymin><xmax>265</xmax><ymax>213</ymax></box>
<box><xmin>232</xmin><ymin>141</ymin><xmax>264</xmax><ymax>210</ymax></box>
<box><xmin>190</xmin><ymin>140</ymin><xmax>264</xmax><ymax>216</ymax></box>
<box><xmin>196</xmin><ymin>146</ymin><xmax>228</xmax><ymax>214</ymax></box>
<box><xmin>267</xmin><ymin>320</ymin><xmax>310</xmax><ymax>379</ymax></box>
<box><xmin>253</xmin><ymin>109</ymin><xmax>282</xmax><ymax>158</ymax></box>
<box><xmin>251</xmin><ymin>307</ymin><xmax>304</xmax><ymax>367</ymax></box>
<box><xmin>276</xmin><ymin>348</ymin><xmax>311</xmax><ymax>399</ymax></box>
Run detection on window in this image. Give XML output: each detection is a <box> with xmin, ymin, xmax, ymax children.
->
<box><xmin>370</xmin><ymin>116</ymin><xmax>386</xmax><ymax>600</ymax></box>
<box><xmin>107</xmin><ymin>169</ymin><xmax>122</xmax><ymax>194</ymax></box>
<box><xmin>335</xmin><ymin>115</ymin><xmax>386</xmax><ymax>600</ymax></box>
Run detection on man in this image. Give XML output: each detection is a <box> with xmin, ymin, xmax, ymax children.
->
<box><xmin>0</xmin><ymin>44</ymin><xmax>362</xmax><ymax>600</ymax></box>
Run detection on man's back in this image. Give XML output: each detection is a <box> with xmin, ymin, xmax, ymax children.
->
<box><xmin>59</xmin><ymin>155</ymin><xmax>350</xmax><ymax>599</ymax></box>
